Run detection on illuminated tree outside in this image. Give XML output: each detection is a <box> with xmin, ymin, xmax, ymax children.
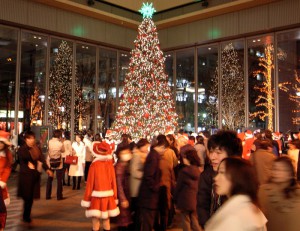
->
<box><xmin>111</xmin><ymin>3</ymin><xmax>178</xmax><ymax>139</ymax></box>
<box><xmin>207</xmin><ymin>43</ymin><xmax>245</xmax><ymax>130</ymax></box>
<box><xmin>250</xmin><ymin>44</ymin><xmax>274</xmax><ymax>131</ymax></box>
<box><xmin>279</xmin><ymin>70</ymin><xmax>300</xmax><ymax>125</ymax></box>
<box><xmin>48</xmin><ymin>41</ymin><xmax>72</xmax><ymax>129</ymax></box>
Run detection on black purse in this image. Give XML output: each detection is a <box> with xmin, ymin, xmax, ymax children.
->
<box><xmin>49</xmin><ymin>157</ymin><xmax>61</xmax><ymax>168</ymax></box>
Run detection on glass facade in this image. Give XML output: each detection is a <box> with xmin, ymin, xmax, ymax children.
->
<box><xmin>248</xmin><ymin>35</ymin><xmax>274</xmax><ymax>131</ymax></box>
<box><xmin>197</xmin><ymin>45</ymin><xmax>218</xmax><ymax>132</ymax></box>
<box><xmin>1</xmin><ymin>24</ymin><xmax>300</xmax><ymax>137</ymax></box>
<box><xmin>97</xmin><ymin>48</ymin><xmax>117</xmax><ymax>133</ymax></box>
<box><xmin>0</xmin><ymin>26</ymin><xmax>18</xmax><ymax>133</ymax></box>
<box><xmin>75</xmin><ymin>43</ymin><xmax>96</xmax><ymax>132</ymax></box>
<box><xmin>176</xmin><ymin>49</ymin><xmax>195</xmax><ymax>132</ymax></box>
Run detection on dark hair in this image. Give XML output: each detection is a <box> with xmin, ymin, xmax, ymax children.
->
<box><xmin>184</xmin><ymin>149</ymin><xmax>201</xmax><ymax>167</ymax></box>
<box><xmin>136</xmin><ymin>138</ymin><xmax>150</xmax><ymax>149</ymax></box>
<box><xmin>196</xmin><ymin>135</ymin><xmax>204</xmax><ymax>145</ymax></box>
<box><xmin>115</xmin><ymin>143</ymin><xmax>131</xmax><ymax>158</ymax></box>
<box><xmin>121</xmin><ymin>134</ymin><xmax>129</xmax><ymax>144</ymax></box>
<box><xmin>264</xmin><ymin>129</ymin><xmax>273</xmax><ymax>140</ymax></box>
<box><xmin>155</xmin><ymin>134</ymin><xmax>169</xmax><ymax>148</ymax></box>
<box><xmin>256</xmin><ymin>139</ymin><xmax>273</xmax><ymax>150</ymax></box>
<box><xmin>208</xmin><ymin>130</ymin><xmax>242</xmax><ymax>157</ymax></box>
<box><xmin>75</xmin><ymin>133</ymin><xmax>83</xmax><ymax>141</ymax></box>
<box><xmin>221</xmin><ymin>157</ymin><xmax>259</xmax><ymax>207</ymax></box>
<box><xmin>188</xmin><ymin>136</ymin><xmax>195</xmax><ymax>142</ymax></box>
<box><xmin>273</xmin><ymin>156</ymin><xmax>299</xmax><ymax>198</ymax></box>
<box><xmin>64</xmin><ymin>131</ymin><xmax>71</xmax><ymax>140</ymax></box>
<box><xmin>166</xmin><ymin>134</ymin><xmax>175</xmax><ymax>145</ymax></box>
<box><xmin>53</xmin><ymin>129</ymin><xmax>62</xmax><ymax>138</ymax></box>
<box><xmin>24</xmin><ymin>131</ymin><xmax>35</xmax><ymax>140</ymax></box>
<box><xmin>94</xmin><ymin>133</ymin><xmax>102</xmax><ymax>142</ymax></box>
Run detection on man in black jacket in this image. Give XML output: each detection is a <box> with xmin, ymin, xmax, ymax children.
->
<box><xmin>197</xmin><ymin>130</ymin><xmax>242</xmax><ymax>228</ymax></box>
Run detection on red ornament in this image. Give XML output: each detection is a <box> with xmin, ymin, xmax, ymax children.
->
<box><xmin>144</xmin><ymin>113</ymin><xmax>150</xmax><ymax>119</ymax></box>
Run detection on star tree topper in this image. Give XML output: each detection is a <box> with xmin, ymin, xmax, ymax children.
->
<box><xmin>139</xmin><ymin>2</ymin><xmax>156</xmax><ymax>18</ymax></box>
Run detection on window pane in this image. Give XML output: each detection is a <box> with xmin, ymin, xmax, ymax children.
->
<box><xmin>98</xmin><ymin>49</ymin><xmax>117</xmax><ymax>133</ymax></box>
<box><xmin>198</xmin><ymin>45</ymin><xmax>218</xmax><ymax>132</ymax></box>
<box><xmin>75</xmin><ymin>43</ymin><xmax>96</xmax><ymax>132</ymax></box>
<box><xmin>48</xmin><ymin>39</ymin><xmax>73</xmax><ymax>130</ymax></box>
<box><xmin>248</xmin><ymin>35</ymin><xmax>274</xmax><ymax>131</ymax></box>
<box><xmin>119</xmin><ymin>52</ymin><xmax>130</xmax><ymax>97</ymax></box>
<box><xmin>176</xmin><ymin>49</ymin><xmax>195</xmax><ymax>132</ymax></box>
<box><xmin>165</xmin><ymin>52</ymin><xmax>175</xmax><ymax>98</ymax></box>
<box><xmin>277</xmin><ymin>30</ymin><xmax>300</xmax><ymax>132</ymax></box>
<box><xmin>19</xmin><ymin>31</ymin><xmax>47</xmax><ymax>131</ymax></box>
<box><xmin>220</xmin><ymin>40</ymin><xmax>245</xmax><ymax>131</ymax></box>
<box><xmin>0</xmin><ymin>26</ymin><xmax>18</xmax><ymax>132</ymax></box>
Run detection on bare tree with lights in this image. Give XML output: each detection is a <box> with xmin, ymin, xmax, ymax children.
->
<box><xmin>208</xmin><ymin>43</ymin><xmax>245</xmax><ymax>130</ymax></box>
<box><xmin>111</xmin><ymin>3</ymin><xmax>178</xmax><ymax>139</ymax></box>
<box><xmin>48</xmin><ymin>41</ymin><xmax>72</xmax><ymax>129</ymax></box>
<box><xmin>279</xmin><ymin>70</ymin><xmax>300</xmax><ymax>124</ymax></box>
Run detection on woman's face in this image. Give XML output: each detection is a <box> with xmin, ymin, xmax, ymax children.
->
<box><xmin>139</xmin><ymin>143</ymin><xmax>150</xmax><ymax>154</ymax></box>
<box><xmin>272</xmin><ymin>161</ymin><xmax>293</xmax><ymax>184</ymax></box>
<box><xmin>0</xmin><ymin>142</ymin><xmax>5</xmax><ymax>151</ymax></box>
<box><xmin>75</xmin><ymin>135</ymin><xmax>81</xmax><ymax>143</ymax></box>
<box><xmin>214</xmin><ymin>161</ymin><xmax>232</xmax><ymax>197</ymax></box>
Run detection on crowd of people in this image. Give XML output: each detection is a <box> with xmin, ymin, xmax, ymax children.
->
<box><xmin>0</xmin><ymin>127</ymin><xmax>300</xmax><ymax>230</ymax></box>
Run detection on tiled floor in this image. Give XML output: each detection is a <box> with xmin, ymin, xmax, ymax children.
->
<box><xmin>6</xmin><ymin>171</ymin><xmax>182</xmax><ymax>231</ymax></box>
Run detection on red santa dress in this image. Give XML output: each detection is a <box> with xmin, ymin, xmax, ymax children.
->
<box><xmin>81</xmin><ymin>141</ymin><xmax>120</xmax><ymax>219</ymax></box>
<box><xmin>0</xmin><ymin>131</ymin><xmax>13</xmax><ymax>228</ymax></box>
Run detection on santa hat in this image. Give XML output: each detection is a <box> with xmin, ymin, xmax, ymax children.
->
<box><xmin>245</xmin><ymin>130</ymin><xmax>253</xmax><ymax>139</ymax></box>
<box><xmin>0</xmin><ymin>131</ymin><xmax>11</xmax><ymax>146</ymax></box>
<box><xmin>273</xmin><ymin>132</ymin><xmax>281</xmax><ymax>140</ymax></box>
<box><xmin>237</xmin><ymin>132</ymin><xmax>245</xmax><ymax>141</ymax></box>
<box><xmin>105</xmin><ymin>130</ymin><xmax>113</xmax><ymax>138</ymax></box>
<box><xmin>93</xmin><ymin>141</ymin><xmax>112</xmax><ymax>155</ymax></box>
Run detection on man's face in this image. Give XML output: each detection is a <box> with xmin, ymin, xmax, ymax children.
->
<box><xmin>209</xmin><ymin>147</ymin><xmax>228</xmax><ymax>171</ymax></box>
<box><xmin>25</xmin><ymin>136</ymin><xmax>35</xmax><ymax>148</ymax></box>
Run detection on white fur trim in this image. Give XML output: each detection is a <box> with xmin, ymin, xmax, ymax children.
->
<box><xmin>0</xmin><ymin>181</ymin><xmax>6</xmax><ymax>189</ymax></box>
<box><xmin>91</xmin><ymin>189</ymin><xmax>114</xmax><ymax>197</ymax></box>
<box><xmin>93</xmin><ymin>155</ymin><xmax>113</xmax><ymax>162</ymax></box>
<box><xmin>85</xmin><ymin>207</ymin><xmax>120</xmax><ymax>219</ymax></box>
<box><xmin>81</xmin><ymin>200</ymin><xmax>91</xmax><ymax>208</ymax></box>
<box><xmin>4</xmin><ymin>197</ymin><xmax>10</xmax><ymax>206</ymax></box>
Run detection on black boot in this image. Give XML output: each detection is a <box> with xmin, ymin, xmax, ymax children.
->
<box><xmin>77</xmin><ymin>176</ymin><xmax>81</xmax><ymax>190</ymax></box>
<box><xmin>67</xmin><ymin>176</ymin><xmax>71</xmax><ymax>186</ymax></box>
<box><xmin>72</xmin><ymin>177</ymin><xmax>76</xmax><ymax>190</ymax></box>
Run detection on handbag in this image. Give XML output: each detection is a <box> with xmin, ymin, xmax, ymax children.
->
<box><xmin>65</xmin><ymin>155</ymin><xmax>78</xmax><ymax>165</ymax></box>
<box><xmin>49</xmin><ymin>157</ymin><xmax>61</xmax><ymax>169</ymax></box>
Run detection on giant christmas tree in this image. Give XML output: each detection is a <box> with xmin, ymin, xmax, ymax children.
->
<box><xmin>112</xmin><ymin>3</ymin><xmax>178</xmax><ymax>139</ymax></box>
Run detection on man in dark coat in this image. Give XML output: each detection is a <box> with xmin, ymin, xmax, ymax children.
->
<box><xmin>17</xmin><ymin>131</ymin><xmax>53</xmax><ymax>223</ymax></box>
<box><xmin>197</xmin><ymin>130</ymin><xmax>242</xmax><ymax>228</ymax></box>
<box><xmin>138</xmin><ymin>136</ymin><xmax>169</xmax><ymax>231</ymax></box>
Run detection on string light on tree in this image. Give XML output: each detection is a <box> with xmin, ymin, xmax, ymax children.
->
<box><xmin>279</xmin><ymin>70</ymin><xmax>300</xmax><ymax>124</ymax></box>
<box><xmin>48</xmin><ymin>41</ymin><xmax>72</xmax><ymax>129</ymax></box>
<box><xmin>207</xmin><ymin>43</ymin><xmax>245</xmax><ymax>130</ymax></box>
<box><xmin>250</xmin><ymin>44</ymin><xmax>274</xmax><ymax>131</ymax></box>
<box><xmin>111</xmin><ymin>3</ymin><xmax>178</xmax><ymax>139</ymax></box>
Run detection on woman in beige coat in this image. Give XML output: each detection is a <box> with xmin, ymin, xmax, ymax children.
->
<box><xmin>258</xmin><ymin>156</ymin><xmax>300</xmax><ymax>231</ymax></box>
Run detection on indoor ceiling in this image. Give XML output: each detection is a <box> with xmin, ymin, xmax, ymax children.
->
<box><xmin>33</xmin><ymin>0</ymin><xmax>280</xmax><ymax>30</ymax></box>
<box><xmin>98</xmin><ymin>0</ymin><xmax>199</xmax><ymax>12</ymax></box>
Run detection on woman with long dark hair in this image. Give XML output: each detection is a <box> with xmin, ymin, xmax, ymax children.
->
<box><xmin>205</xmin><ymin>157</ymin><xmax>267</xmax><ymax>231</ymax></box>
<box><xmin>258</xmin><ymin>156</ymin><xmax>300</xmax><ymax>231</ymax></box>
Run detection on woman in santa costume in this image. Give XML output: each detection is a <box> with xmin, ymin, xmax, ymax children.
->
<box><xmin>81</xmin><ymin>141</ymin><xmax>120</xmax><ymax>231</ymax></box>
<box><xmin>0</xmin><ymin>130</ymin><xmax>12</xmax><ymax>231</ymax></box>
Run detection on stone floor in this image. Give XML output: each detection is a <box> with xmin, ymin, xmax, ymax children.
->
<box><xmin>6</xmin><ymin>170</ymin><xmax>183</xmax><ymax>231</ymax></box>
